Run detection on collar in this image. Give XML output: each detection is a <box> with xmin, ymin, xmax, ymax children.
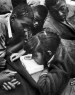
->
<box><xmin>47</xmin><ymin>55</ymin><xmax>54</xmax><ymax>67</ymax></box>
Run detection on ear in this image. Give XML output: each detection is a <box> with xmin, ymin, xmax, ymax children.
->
<box><xmin>47</xmin><ymin>50</ymin><xmax>52</xmax><ymax>56</ymax></box>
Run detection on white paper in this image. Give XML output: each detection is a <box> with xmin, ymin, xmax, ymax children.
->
<box><xmin>20</xmin><ymin>55</ymin><xmax>44</xmax><ymax>74</ymax></box>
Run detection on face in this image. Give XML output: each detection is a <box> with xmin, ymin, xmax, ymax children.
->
<box><xmin>33</xmin><ymin>52</ymin><xmax>44</xmax><ymax>65</ymax></box>
<box><xmin>52</xmin><ymin>0</ymin><xmax>68</xmax><ymax>21</ymax></box>
<box><xmin>33</xmin><ymin>11</ymin><xmax>44</xmax><ymax>33</ymax></box>
<box><xmin>11</xmin><ymin>17</ymin><xmax>33</xmax><ymax>40</ymax></box>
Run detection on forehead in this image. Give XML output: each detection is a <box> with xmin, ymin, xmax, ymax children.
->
<box><xmin>53</xmin><ymin>0</ymin><xmax>66</xmax><ymax>10</ymax></box>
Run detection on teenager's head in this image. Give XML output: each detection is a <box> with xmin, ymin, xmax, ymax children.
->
<box><xmin>26</xmin><ymin>28</ymin><xmax>60</xmax><ymax>67</ymax></box>
<box><xmin>45</xmin><ymin>0</ymin><xmax>68</xmax><ymax>22</ymax></box>
<box><xmin>32</xmin><ymin>5</ymin><xmax>48</xmax><ymax>34</ymax></box>
<box><xmin>11</xmin><ymin>0</ymin><xmax>27</xmax><ymax>8</ymax></box>
<box><xmin>10</xmin><ymin>4</ymin><xmax>34</xmax><ymax>40</ymax></box>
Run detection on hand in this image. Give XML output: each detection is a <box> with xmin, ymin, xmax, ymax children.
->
<box><xmin>24</xmin><ymin>54</ymin><xmax>32</xmax><ymax>60</ymax></box>
<box><xmin>10</xmin><ymin>53</ymin><xmax>18</xmax><ymax>62</ymax></box>
<box><xmin>0</xmin><ymin>69</ymin><xmax>20</xmax><ymax>91</ymax></box>
<box><xmin>10</xmin><ymin>49</ymin><xmax>26</xmax><ymax>62</ymax></box>
<box><xmin>37</xmin><ymin>69</ymin><xmax>48</xmax><ymax>86</ymax></box>
<box><xmin>40</xmin><ymin>69</ymin><xmax>48</xmax><ymax>76</ymax></box>
<box><xmin>0</xmin><ymin>69</ymin><xmax>17</xmax><ymax>83</ymax></box>
<box><xmin>2</xmin><ymin>78</ymin><xmax>21</xmax><ymax>91</ymax></box>
<box><xmin>31</xmin><ymin>69</ymin><xmax>48</xmax><ymax>83</ymax></box>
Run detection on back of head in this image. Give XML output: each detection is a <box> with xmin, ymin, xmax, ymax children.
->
<box><xmin>10</xmin><ymin>4</ymin><xmax>34</xmax><ymax>45</ymax></box>
<box><xmin>10</xmin><ymin>3</ymin><xmax>34</xmax><ymax>36</ymax></box>
<box><xmin>32</xmin><ymin>5</ymin><xmax>48</xmax><ymax>34</ymax></box>
<box><xmin>11</xmin><ymin>0</ymin><xmax>27</xmax><ymax>8</ymax></box>
<box><xmin>33</xmin><ymin>5</ymin><xmax>48</xmax><ymax>21</ymax></box>
<box><xmin>45</xmin><ymin>0</ymin><xmax>57</xmax><ymax>9</ymax></box>
<box><xmin>11</xmin><ymin>3</ymin><xmax>34</xmax><ymax>21</ymax></box>
<box><xmin>37</xmin><ymin>28</ymin><xmax>60</xmax><ymax>55</ymax></box>
<box><xmin>26</xmin><ymin>28</ymin><xmax>60</xmax><ymax>65</ymax></box>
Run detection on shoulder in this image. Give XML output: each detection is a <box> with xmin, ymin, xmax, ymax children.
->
<box><xmin>66</xmin><ymin>3</ymin><xmax>75</xmax><ymax>27</ymax></box>
<box><xmin>0</xmin><ymin>21</ymin><xmax>6</xmax><ymax>36</ymax></box>
<box><xmin>55</xmin><ymin>38</ymin><xmax>75</xmax><ymax>63</ymax></box>
<box><xmin>0</xmin><ymin>0</ymin><xmax>13</xmax><ymax>14</ymax></box>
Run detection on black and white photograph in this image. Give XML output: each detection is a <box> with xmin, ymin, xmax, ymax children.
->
<box><xmin>0</xmin><ymin>0</ymin><xmax>75</xmax><ymax>95</ymax></box>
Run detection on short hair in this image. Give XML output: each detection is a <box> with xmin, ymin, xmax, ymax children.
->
<box><xmin>11</xmin><ymin>0</ymin><xmax>27</xmax><ymax>8</ymax></box>
<box><xmin>10</xmin><ymin>3</ymin><xmax>34</xmax><ymax>22</ymax></box>
<box><xmin>45</xmin><ymin>0</ymin><xmax>58</xmax><ymax>9</ymax></box>
<box><xmin>32</xmin><ymin>5</ymin><xmax>48</xmax><ymax>20</ymax></box>
<box><xmin>35</xmin><ymin>28</ymin><xmax>60</xmax><ymax>54</ymax></box>
<box><xmin>45</xmin><ymin>0</ymin><xmax>66</xmax><ymax>9</ymax></box>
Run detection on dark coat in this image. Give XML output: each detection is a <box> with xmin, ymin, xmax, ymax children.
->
<box><xmin>44</xmin><ymin>13</ymin><xmax>75</xmax><ymax>40</ymax></box>
<box><xmin>37</xmin><ymin>38</ymin><xmax>75</xmax><ymax>95</ymax></box>
<box><xmin>37</xmin><ymin>3</ymin><xmax>75</xmax><ymax>95</ymax></box>
<box><xmin>37</xmin><ymin>8</ymin><xmax>75</xmax><ymax>94</ymax></box>
<box><xmin>0</xmin><ymin>58</ymin><xmax>41</xmax><ymax>95</ymax></box>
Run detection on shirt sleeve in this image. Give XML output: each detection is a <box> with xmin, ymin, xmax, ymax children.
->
<box><xmin>0</xmin><ymin>23</ymin><xmax>6</xmax><ymax>50</ymax></box>
<box><xmin>0</xmin><ymin>22</ymin><xmax>6</xmax><ymax>71</ymax></box>
<box><xmin>37</xmin><ymin>43</ymin><xmax>72</xmax><ymax>95</ymax></box>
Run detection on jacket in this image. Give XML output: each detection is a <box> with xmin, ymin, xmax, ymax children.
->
<box><xmin>37</xmin><ymin>38</ymin><xmax>75</xmax><ymax>95</ymax></box>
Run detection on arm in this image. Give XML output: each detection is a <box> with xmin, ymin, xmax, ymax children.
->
<box><xmin>0</xmin><ymin>69</ymin><xmax>20</xmax><ymax>91</ymax></box>
<box><xmin>37</xmin><ymin>45</ymin><xmax>72</xmax><ymax>95</ymax></box>
<box><xmin>37</xmin><ymin>61</ymin><xmax>70</xmax><ymax>95</ymax></box>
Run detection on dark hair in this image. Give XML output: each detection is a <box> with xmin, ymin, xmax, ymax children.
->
<box><xmin>10</xmin><ymin>3</ymin><xmax>34</xmax><ymax>22</ymax></box>
<box><xmin>25</xmin><ymin>28</ymin><xmax>60</xmax><ymax>66</ymax></box>
<box><xmin>32</xmin><ymin>5</ymin><xmax>48</xmax><ymax>20</ymax></box>
<box><xmin>37</xmin><ymin>28</ymin><xmax>60</xmax><ymax>54</ymax></box>
<box><xmin>45</xmin><ymin>0</ymin><xmax>67</xmax><ymax>21</ymax></box>
<box><xmin>11</xmin><ymin>0</ymin><xmax>27</xmax><ymax>8</ymax></box>
<box><xmin>9</xmin><ymin>4</ymin><xmax>34</xmax><ymax>45</ymax></box>
<box><xmin>0</xmin><ymin>0</ymin><xmax>13</xmax><ymax>14</ymax></box>
<box><xmin>45</xmin><ymin>0</ymin><xmax>58</xmax><ymax>9</ymax></box>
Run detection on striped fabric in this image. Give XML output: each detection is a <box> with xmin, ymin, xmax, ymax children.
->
<box><xmin>0</xmin><ymin>22</ymin><xmax>6</xmax><ymax>71</ymax></box>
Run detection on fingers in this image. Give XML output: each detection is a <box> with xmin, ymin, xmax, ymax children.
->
<box><xmin>8</xmin><ymin>72</ymin><xmax>17</xmax><ymax>77</ymax></box>
<box><xmin>11</xmin><ymin>78</ymin><xmax>17</xmax><ymax>82</ymax></box>
<box><xmin>11</xmin><ymin>78</ymin><xmax>21</xmax><ymax>85</ymax></box>
<box><xmin>0</xmin><ymin>70</ymin><xmax>17</xmax><ymax>83</ymax></box>
<box><xmin>7</xmin><ymin>82</ymin><xmax>15</xmax><ymax>89</ymax></box>
<box><xmin>24</xmin><ymin>54</ymin><xmax>32</xmax><ymax>60</ymax></box>
<box><xmin>2</xmin><ymin>69</ymin><xmax>17</xmax><ymax>74</ymax></box>
<box><xmin>3</xmin><ymin>69</ymin><xmax>17</xmax><ymax>76</ymax></box>
<box><xmin>10</xmin><ymin>50</ymin><xmax>26</xmax><ymax>62</ymax></box>
<box><xmin>3</xmin><ymin>84</ymin><xmax>9</xmax><ymax>91</ymax></box>
<box><xmin>3</xmin><ymin>82</ymin><xmax>11</xmax><ymax>90</ymax></box>
<box><xmin>2</xmin><ymin>78</ymin><xmax>21</xmax><ymax>91</ymax></box>
<box><xmin>12</xmin><ymin>80</ymin><xmax>21</xmax><ymax>86</ymax></box>
<box><xmin>10</xmin><ymin>53</ymin><xmax>18</xmax><ymax>58</ymax></box>
<box><xmin>1</xmin><ymin>70</ymin><xmax>20</xmax><ymax>91</ymax></box>
<box><xmin>3</xmin><ymin>71</ymin><xmax>17</xmax><ymax>79</ymax></box>
<box><xmin>10</xmin><ymin>53</ymin><xmax>18</xmax><ymax>62</ymax></box>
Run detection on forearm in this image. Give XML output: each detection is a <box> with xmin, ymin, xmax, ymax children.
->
<box><xmin>37</xmin><ymin>61</ymin><xmax>71</xmax><ymax>95</ymax></box>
